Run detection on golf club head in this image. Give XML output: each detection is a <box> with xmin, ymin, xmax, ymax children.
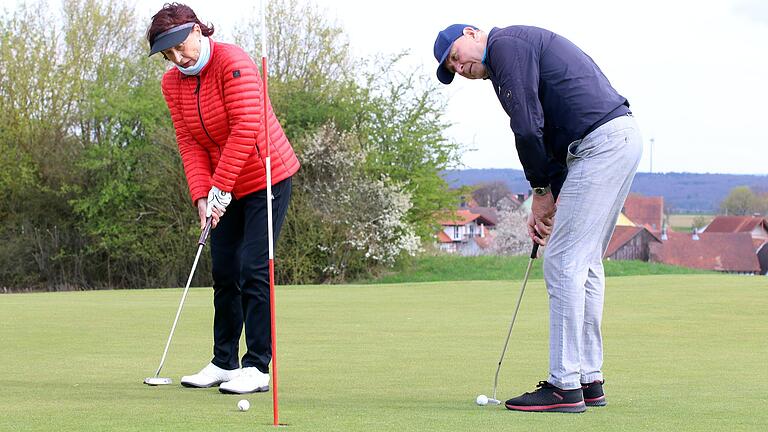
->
<box><xmin>476</xmin><ymin>394</ymin><xmax>503</xmax><ymax>406</ymax></box>
<box><xmin>144</xmin><ymin>377</ymin><xmax>172</xmax><ymax>386</ymax></box>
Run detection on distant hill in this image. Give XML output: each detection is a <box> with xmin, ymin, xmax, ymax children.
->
<box><xmin>442</xmin><ymin>169</ymin><xmax>768</xmax><ymax>213</ymax></box>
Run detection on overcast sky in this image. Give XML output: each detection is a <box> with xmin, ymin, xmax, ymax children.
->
<box><xmin>6</xmin><ymin>0</ymin><xmax>767</xmax><ymax>175</ymax></box>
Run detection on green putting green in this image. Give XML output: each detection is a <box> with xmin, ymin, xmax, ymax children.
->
<box><xmin>1</xmin><ymin>274</ymin><xmax>765</xmax><ymax>431</ymax></box>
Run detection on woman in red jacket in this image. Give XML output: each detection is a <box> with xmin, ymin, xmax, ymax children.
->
<box><xmin>147</xmin><ymin>3</ymin><xmax>300</xmax><ymax>394</ymax></box>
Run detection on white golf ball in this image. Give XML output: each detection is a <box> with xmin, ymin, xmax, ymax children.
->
<box><xmin>476</xmin><ymin>394</ymin><xmax>489</xmax><ymax>406</ymax></box>
<box><xmin>237</xmin><ymin>399</ymin><xmax>250</xmax><ymax>411</ymax></box>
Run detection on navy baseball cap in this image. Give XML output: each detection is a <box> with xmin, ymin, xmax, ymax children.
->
<box><xmin>433</xmin><ymin>24</ymin><xmax>475</xmax><ymax>84</ymax></box>
<box><xmin>149</xmin><ymin>22</ymin><xmax>196</xmax><ymax>56</ymax></box>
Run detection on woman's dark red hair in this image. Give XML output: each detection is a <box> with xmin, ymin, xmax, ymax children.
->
<box><xmin>147</xmin><ymin>3</ymin><xmax>215</xmax><ymax>46</ymax></box>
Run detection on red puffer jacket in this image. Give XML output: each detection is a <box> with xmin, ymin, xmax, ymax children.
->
<box><xmin>161</xmin><ymin>40</ymin><xmax>300</xmax><ymax>204</ymax></box>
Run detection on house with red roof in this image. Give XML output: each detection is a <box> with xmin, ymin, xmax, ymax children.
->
<box><xmin>622</xmin><ymin>193</ymin><xmax>665</xmax><ymax>232</ymax></box>
<box><xmin>605</xmin><ymin>193</ymin><xmax>664</xmax><ymax>260</ymax></box>
<box><xmin>704</xmin><ymin>215</ymin><xmax>768</xmax><ymax>274</ymax></box>
<box><xmin>606</xmin><ymin>196</ymin><xmax>764</xmax><ymax>274</ymax></box>
<box><xmin>649</xmin><ymin>231</ymin><xmax>760</xmax><ymax>274</ymax></box>
<box><xmin>704</xmin><ymin>215</ymin><xmax>768</xmax><ymax>241</ymax></box>
<box><xmin>463</xmin><ymin>206</ymin><xmax>499</xmax><ymax>226</ymax></box>
<box><xmin>436</xmin><ymin>210</ymin><xmax>496</xmax><ymax>255</ymax></box>
<box><xmin>605</xmin><ymin>225</ymin><xmax>660</xmax><ymax>261</ymax></box>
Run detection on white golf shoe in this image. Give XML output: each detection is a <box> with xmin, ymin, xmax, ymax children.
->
<box><xmin>180</xmin><ymin>363</ymin><xmax>240</xmax><ymax>388</ymax></box>
<box><xmin>219</xmin><ymin>367</ymin><xmax>270</xmax><ymax>394</ymax></box>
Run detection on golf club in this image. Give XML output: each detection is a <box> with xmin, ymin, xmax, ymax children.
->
<box><xmin>144</xmin><ymin>217</ymin><xmax>213</xmax><ymax>386</ymax></box>
<box><xmin>482</xmin><ymin>233</ymin><xmax>541</xmax><ymax>404</ymax></box>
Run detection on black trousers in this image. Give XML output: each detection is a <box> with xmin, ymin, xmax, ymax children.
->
<box><xmin>209</xmin><ymin>177</ymin><xmax>291</xmax><ymax>373</ymax></box>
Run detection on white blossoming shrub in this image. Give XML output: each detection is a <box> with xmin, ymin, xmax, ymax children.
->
<box><xmin>490</xmin><ymin>197</ymin><xmax>531</xmax><ymax>256</ymax></box>
<box><xmin>298</xmin><ymin>124</ymin><xmax>420</xmax><ymax>280</ymax></box>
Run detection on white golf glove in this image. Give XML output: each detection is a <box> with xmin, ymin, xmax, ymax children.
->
<box><xmin>206</xmin><ymin>186</ymin><xmax>232</xmax><ymax>217</ymax></box>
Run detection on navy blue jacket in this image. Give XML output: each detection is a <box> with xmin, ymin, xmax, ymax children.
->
<box><xmin>484</xmin><ymin>26</ymin><xmax>629</xmax><ymax>192</ymax></box>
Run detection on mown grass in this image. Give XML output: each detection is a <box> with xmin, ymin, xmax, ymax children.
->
<box><xmin>1</xmin><ymin>274</ymin><xmax>765</xmax><ymax>431</ymax></box>
<box><xmin>366</xmin><ymin>255</ymin><xmax>706</xmax><ymax>284</ymax></box>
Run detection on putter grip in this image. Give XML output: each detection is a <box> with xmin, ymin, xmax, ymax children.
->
<box><xmin>198</xmin><ymin>217</ymin><xmax>213</xmax><ymax>246</ymax></box>
<box><xmin>530</xmin><ymin>230</ymin><xmax>543</xmax><ymax>259</ymax></box>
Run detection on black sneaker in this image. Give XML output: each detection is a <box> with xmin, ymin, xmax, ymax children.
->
<box><xmin>504</xmin><ymin>381</ymin><xmax>586</xmax><ymax>413</ymax></box>
<box><xmin>581</xmin><ymin>380</ymin><xmax>607</xmax><ymax>406</ymax></box>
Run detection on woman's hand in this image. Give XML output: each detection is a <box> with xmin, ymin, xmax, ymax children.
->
<box><xmin>196</xmin><ymin>198</ymin><xmax>224</xmax><ymax>229</ymax></box>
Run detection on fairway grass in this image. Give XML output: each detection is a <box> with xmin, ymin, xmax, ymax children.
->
<box><xmin>367</xmin><ymin>255</ymin><xmax>705</xmax><ymax>284</ymax></box>
<box><xmin>1</xmin><ymin>274</ymin><xmax>766</xmax><ymax>431</ymax></box>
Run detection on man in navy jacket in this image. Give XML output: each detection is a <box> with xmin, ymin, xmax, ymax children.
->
<box><xmin>434</xmin><ymin>24</ymin><xmax>643</xmax><ymax>412</ymax></box>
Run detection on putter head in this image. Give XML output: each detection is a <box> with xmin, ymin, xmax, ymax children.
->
<box><xmin>144</xmin><ymin>377</ymin><xmax>172</xmax><ymax>386</ymax></box>
<box><xmin>488</xmin><ymin>398</ymin><xmax>502</xmax><ymax>405</ymax></box>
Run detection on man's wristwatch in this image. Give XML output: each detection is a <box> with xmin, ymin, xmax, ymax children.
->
<box><xmin>533</xmin><ymin>185</ymin><xmax>551</xmax><ymax>196</ymax></box>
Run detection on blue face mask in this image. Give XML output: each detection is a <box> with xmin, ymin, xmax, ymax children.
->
<box><xmin>176</xmin><ymin>36</ymin><xmax>211</xmax><ymax>76</ymax></box>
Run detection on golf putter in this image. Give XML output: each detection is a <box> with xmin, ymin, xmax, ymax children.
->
<box><xmin>144</xmin><ymin>217</ymin><xmax>213</xmax><ymax>386</ymax></box>
<box><xmin>489</xmin><ymin>232</ymin><xmax>542</xmax><ymax>404</ymax></box>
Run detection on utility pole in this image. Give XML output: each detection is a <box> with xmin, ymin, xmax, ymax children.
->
<box><xmin>649</xmin><ymin>138</ymin><xmax>654</xmax><ymax>173</ymax></box>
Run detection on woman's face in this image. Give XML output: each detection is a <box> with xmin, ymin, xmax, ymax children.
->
<box><xmin>161</xmin><ymin>24</ymin><xmax>202</xmax><ymax>67</ymax></box>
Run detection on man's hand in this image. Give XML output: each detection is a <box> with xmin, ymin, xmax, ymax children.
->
<box><xmin>528</xmin><ymin>192</ymin><xmax>556</xmax><ymax>245</ymax></box>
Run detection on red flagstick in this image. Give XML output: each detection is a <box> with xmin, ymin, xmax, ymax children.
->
<box><xmin>261</xmin><ymin>0</ymin><xmax>279</xmax><ymax>426</ymax></box>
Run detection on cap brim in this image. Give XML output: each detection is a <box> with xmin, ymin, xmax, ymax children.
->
<box><xmin>148</xmin><ymin>24</ymin><xmax>194</xmax><ymax>56</ymax></box>
<box><xmin>436</xmin><ymin>64</ymin><xmax>455</xmax><ymax>85</ymax></box>
<box><xmin>436</xmin><ymin>44</ymin><xmax>455</xmax><ymax>84</ymax></box>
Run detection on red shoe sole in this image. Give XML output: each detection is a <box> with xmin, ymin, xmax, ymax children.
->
<box><xmin>505</xmin><ymin>401</ymin><xmax>586</xmax><ymax>413</ymax></box>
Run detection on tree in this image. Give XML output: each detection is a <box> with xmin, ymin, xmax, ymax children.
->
<box><xmin>359</xmin><ymin>57</ymin><xmax>463</xmax><ymax>240</ymax></box>
<box><xmin>756</xmin><ymin>190</ymin><xmax>768</xmax><ymax>216</ymax></box>
<box><xmin>692</xmin><ymin>215</ymin><xmax>710</xmax><ymax>231</ymax></box>
<box><xmin>281</xmin><ymin>125</ymin><xmax>419</xmax><ymax>282</ymax></box>
<box><xmin>233</xmin><ymin>0</ymin><xmax>367</xmax><ymax>143</ymax></box>
<box><xmin>490</xmin><ymin>197</ymin><xmax>530</xmax><ymax>255</ymax></box>
<box><xmin>472</xmin><ymin>181</ymin><xmax>512</xmax><ymax>208</ymax></box>
<box><xmin>237</xmin><ymin>0</ymin><xmax>463</xmax><ymax>242</ymax></box>
<box><xmin>0</xmin><ymin>0</ymin><xmax>463</xmax><ymax>289</ymax></box>
<box><xmin>234</xmin><ymin>0</ymin><xmax>352</xmax><ymax>89</ymax></box>
<box><xmin>0</xmin><ymin>0</ymin><xmax>205</xmax><ymax>289</ymax></box>
<box><xmin>0</xmin><ymin>0</ymin><xmax>94</xmax><ymax>288</ymax></box>
<box><xmin>720</xmin><ymin>186</ymin><xmax>764</xmax><ymax>216</ymax></box>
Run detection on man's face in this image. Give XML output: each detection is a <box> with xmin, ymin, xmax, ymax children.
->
<box><xmin>444</xmin><ymin>29</ymin><xmax>487</xmax><ymax>80</ymax></box>
<box><xmin>161</xmin><ymin>24</ymin><xmax>202</xmax><ymax>68</ymax></box>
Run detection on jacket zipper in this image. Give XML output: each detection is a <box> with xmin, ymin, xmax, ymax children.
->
<box><xmin>195</xmin><ymin>76</ymin><xmax>221</xmax><ymax>157</ymax></box>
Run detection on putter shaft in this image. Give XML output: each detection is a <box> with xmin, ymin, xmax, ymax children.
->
<box><xmin>491</xmin><ymin>240</ymin><xmax>540</xmax><ymax>401</ymax></box>
<box><xmin>149</xmin><ymin>218</ymin><xmax>212</xmax><ymax>380</ymax></box>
